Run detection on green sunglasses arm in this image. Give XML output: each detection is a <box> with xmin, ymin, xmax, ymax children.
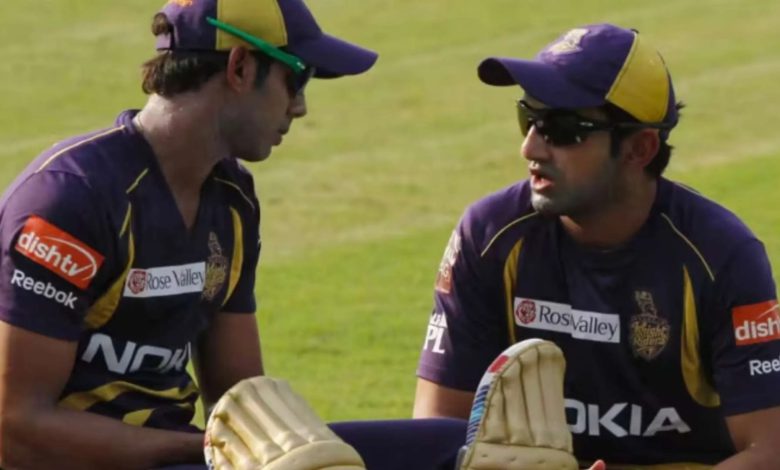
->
<box><xmin>205</xmin><ymin>16</ymin><xmax>306</xmax><ymax>74</ymax></box>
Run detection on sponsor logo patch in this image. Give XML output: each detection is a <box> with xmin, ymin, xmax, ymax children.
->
<box><xmin>423</xmin><ymin>311</ymin><xmax>448</xmax><ymax>354</ymax></box>
<box><xmin>81</xmin><ymin>332</ymin><xmax>189</xmax><ymax>375</ymax></box>
<box><xmin>566</xmin><ymin>399</ymin><xmax>691</xmax><ymax>437</ymax></box>
<box><xmin>123</xmin><ymin>262</ymin><xmax>205</xmax><ymax>298</ymax></box>
<box><xmin>513</xmin><ymin>298</ymin><xmax>620</xmax><ymax>343</ymax></box>
<box><xmin>749</xmin><ymin>353</ymin><xmax>780</xmax><ymax>376</ymax></box>
<box><xmin>732</xmin><ymin>300</ymin><xmax>780</xmax><ymax>346</ymax></box>
<box><xmin>15</xmin><ymin>216</ymin><xmax>104</xmax><ymax>289</ymax></box>
<box><xmin>435</xmin><ymin>230</ymin><xmax>461</xmax><ymax>294</ymax></box>
<box><xmin>10</xmin><ymin>269</ymin><xmax>78</xmax><ymax>309</ymax></box>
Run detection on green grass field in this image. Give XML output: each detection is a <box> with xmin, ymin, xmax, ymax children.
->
<box><xmin>1</xmin><ymin>0</ymin><xmax>779</xmax><ymax>424</ymax></box>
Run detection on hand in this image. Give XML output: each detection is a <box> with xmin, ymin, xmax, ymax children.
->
<box><xmin>587</xmin><ymin>459</ymin><xmax>606</xmax><ymax>470</ymax></box>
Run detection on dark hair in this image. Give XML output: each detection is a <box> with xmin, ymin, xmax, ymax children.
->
<box><xmin>141</xmin><ymin>13</ymin><xmax>272</xmax><ymax>97</ymax></box>
<box><xmin>603</xmin><ymin>102</ymin><xmax>684</xmax><ymax>179</ymax></box>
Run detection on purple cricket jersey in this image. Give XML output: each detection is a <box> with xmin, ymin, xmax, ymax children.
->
<box><xmin>0</xmin><ymin>110</ymin><xmax>260</xmax><ymax>431</ymax></box>
<box><xmin>418</xmin><ymin>178</ymin><xmax>780</xmax><ymax>465</ymax></box>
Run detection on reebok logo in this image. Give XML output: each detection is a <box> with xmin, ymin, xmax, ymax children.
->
<box><xmin>732</xmin><ymin>300</ymin><xmax>780</xmax><ymax>346</ymax></box>
<box><xmin>15</xmin><ymin>216</ymin><xmax>104</xmax><ymax>289</ymax></box>
<box><xmin>10</xmin><ymin>269</ymin><xmax>78</xmax><ymax>309</ymax></box>
<box><xmin>749</xmin><ymin>353</ymin><xmax>780</xmax><ymax>376</ymax></box>
<box><xmin>124</xmin><ymin>262</ymin><xmax>206</xmax><ymax>298</ymax></box>
<box><xmin>514</xmin><ymin>298</ymin><xmax>620</xmax><ymax>343</ymax></box>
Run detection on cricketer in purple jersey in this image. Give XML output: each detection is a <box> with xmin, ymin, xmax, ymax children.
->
<box><xmin>418</xmin><ymin>178</ymin><xmax>780</xmax><ymax>465</ymax></box>
<box><xmin>0</xmin><ymin>109</ymin><xmax>260</xmax><ymax>431</ymax></box>
<box><xmin>415</xmin><ymin>23</ymin><xmax>780</xmax><ymax>469</ymax></box>
<box><xmin>0</xmin><ymin>0</ymin><xmax>380</xmax><ymax>466</ymax></box>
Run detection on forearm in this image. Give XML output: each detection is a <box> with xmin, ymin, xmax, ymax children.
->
<box><xmin>714</xmin><ymin>447</ymin><xmax>775</xmax><ymax>470</ymax></box>
<box><xmin>1</xmin><ymin>406</ymin><xmax>203</xmax><ymax>469</ymax></box>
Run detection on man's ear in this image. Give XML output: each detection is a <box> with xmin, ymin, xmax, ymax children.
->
<box><xmin>620</xmin><ymin>129</ymin><xmax>661</xmax><ymax>171</ymax></box>
<box><xmin>225</xmin><ymin>46</ymin><xmax>254</xmax><ymax>92</ymax></box>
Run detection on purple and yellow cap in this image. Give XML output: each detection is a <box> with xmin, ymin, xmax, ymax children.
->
<box><xmin>155</xmin><ymin>0</ymin><xmax>378</xmax><ymax>78</ymax></box>
<box><xmin>478</xmin><ymin>23</ymin><xmax>677</xmax><ymax>127</ymax></box>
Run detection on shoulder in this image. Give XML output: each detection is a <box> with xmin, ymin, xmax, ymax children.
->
<box><xmin>9</xmin><ymin>113</ymin><xmax>150</xmax><ymax>202</ymax></box>
<box><xmin>656</xmin><ymin>178</ymin><xmax>762</xmax><ymax>277</ymax></box>
<box><xmin>460</xmin><ymin>180</ymin><xmax>543</xmax><ymax>258</ymax></box>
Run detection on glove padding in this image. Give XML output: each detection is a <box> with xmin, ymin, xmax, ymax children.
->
<box><xmin>204</xmin><ymin>376</ymin><xmax>366</xmax><ymax>470</ymax></box>
<box><xmin>459</xmin><ymin>338</ymin><xmax>578</xmax><ymax>470</ymax></box>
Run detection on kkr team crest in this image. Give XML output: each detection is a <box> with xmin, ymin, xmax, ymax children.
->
<box><xmin>435</xmin><ymin>230</ymin><xmax>462</xmax><ymax>294</ymax></box>
<box><xmin>630</xmin><ymin>290</ymin><xmax>670</xmax><ymax>361</ymax></box>
<box><xmin>202</xmin><ymin>232</ymin><xmax>228</xmax><ymax>301</ymax></box>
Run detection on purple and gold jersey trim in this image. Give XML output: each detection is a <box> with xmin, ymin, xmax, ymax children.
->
<box><xmin>84</xmin><ymin>230</ymin><xmax>135</xmax><ymax>329</ymax></box>
<box><xmin>481</xmin><ymin>212</ymin><xmax>538</xmax><ymax>258</ymax></box>
<box><xmin>222</xmin><ymin>207</ymin><xmax>243</xmax><ymax>307</ymax></box>
<box><xmin>35</xmin><ymin>127</ymin><xmax>125</xmax><ymax>173</ymax></box>
<box><xmin>215</xmin><ymin>177</ymin><xmax>256</xmax><ymax>211</ymax></box>
<box><xmin>503</xmin><ymin>239</ymin><xmax>523</xmax><ymax>345</ymax></box>
<box><xmin>59</xmin><ymin>379</ymin><xmax>198</xmax><ymax>426</ymax></box>
<box><xmin>682</xmin><ymin>266</ymin><xmax>720</xmax><ymax>408</ymax></box>
<box><xmin>660</xmin><ymin>214</ymin><xmax>714</xmax><ymax>281</ymax></box>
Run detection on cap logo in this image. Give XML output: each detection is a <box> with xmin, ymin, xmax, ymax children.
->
<box><xmin>548</xmin><ymin>28</ymin><xmax>588</xmax><ymax>55</ymax></box>
<box><xmin>168</xmin><ymin>0</ymin><xmax>194</xmax><ymax>6</ymax></box>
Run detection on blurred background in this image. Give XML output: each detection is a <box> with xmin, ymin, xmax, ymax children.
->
<box><xmin>1</xmin><ymin>0</ymin><xmax>778</xmax><ymax>422</ymax></box>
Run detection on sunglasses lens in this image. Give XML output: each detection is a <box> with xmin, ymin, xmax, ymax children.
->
<box><xmin>286</xmin><ymin>67</ymin><xmax>315</xmax><ymax>96</ymax></box>
<box><xmin>516</xmin><ymin>101</ymin><xmax>594</xmax><ymax>146</ymax></box>
<box><xmin>541</xmin><ymin>113</ymin><xmax>584</xmax><ymax>146</ymax></box>
<box><xmin>516</xmin><ymin>103</ymin><xmax>534</xmax><ymax>136</ymax></box>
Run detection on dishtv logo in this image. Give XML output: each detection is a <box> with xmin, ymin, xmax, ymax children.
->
<box><xmin>733</xmin><ymin>300</ymin><xmax>780</xmax><ymax>346</ymax></box>
<box><xmin>15</xmin><ymin>216</ymin><xmax>104</xmax><ymax>289</ymax></box>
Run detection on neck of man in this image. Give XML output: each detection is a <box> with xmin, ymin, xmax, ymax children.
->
<box><xmin>559</xmin><ymin>176</ymin><xmax>658</xmax><ymax>249</ymax></box>
<box><xmin>135</xmin><ymin>90</ymin><xmax>226</xmax><ymax>200</ymax></box>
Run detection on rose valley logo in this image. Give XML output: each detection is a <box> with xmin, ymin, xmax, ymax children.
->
<box><xmin>127</xmin><ymin>270</ymin><xmax>147</xmax><ymax>295</ymax></box>
<box><xmin>515</xmin><ymin>299</ymin><xmax>537</xmax><ymax>324</ymax></box>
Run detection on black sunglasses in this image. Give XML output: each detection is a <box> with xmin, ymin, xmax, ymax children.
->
<box><xmin>516</xmin><ymin>100</ymin><xmax>672</xmax><ymax>147</ymax></box>
<box><xmin>286</xmin><ymin>66</ymin><xmax>316</xmax><ymax>96</ymax></box>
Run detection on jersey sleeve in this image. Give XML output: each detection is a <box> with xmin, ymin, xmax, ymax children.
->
<box><xmin>416</xmin><ymin>211</ymin><xmax>508</xmax><ymax>391</ymax></box>
<box><xmin>0</xmin><ymin>171</ymin><xmax>115</xmax><ymax>340</ymax></box>
<box><xmin>220</xmin><ymin>191</ymin><xmax>261</xmax><ymax>315</ymax></box>
<box><xmin>707</xmin><ymin>239</ymin><xmax>780</xmax><ymax>415</ymax></box>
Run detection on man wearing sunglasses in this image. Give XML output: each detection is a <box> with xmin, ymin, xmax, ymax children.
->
<box><xmin>0</xmin><ymin>0</ymin><xmax>376</xmax><ymax>468</ymax></box>
<box><xmin>416</xmin><ymin>23</ymin><xmax>780</xmax><ymax>468</ymax></box>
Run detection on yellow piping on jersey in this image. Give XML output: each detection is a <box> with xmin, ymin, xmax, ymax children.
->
<box><xmin>34</xmin><ymin>126</ymin><xmax>126</xmax><ymax>173</ymax></box>
<box><xmin>681</xmin><ymin>265</ymin><xmax>721</xmax><ymax>407</ymax></box>
<box><xmin>214</xmin><ymin>177</ymin><xmax>256</xmax><ymax>211</ymax></box>
<box><xmin>119</xmin><ymin>203</ymin><xmax>132</xmax><ymax>237</ymax></box>
<box><xmin>660</xmin><ymin>214</ymin><xmax>715</xmax><ymax>281</ymax></box>
<box><xmin>123</xmin><ymin>408</ymin><xmax>154</xmax><ymax>426</ymax></box>
<box><xmin>84</xmin><ymin>229</ymin><xmax>135</xmax><ymax>329</ymax></box>
<box><xmin>125</xmin><ymin>168</ymin><xmax>149</xmax><ymax>194</ymax></box>
<box><xmin>222</xmin><ymin>207</ymin><xmax>244</xmax><ymax>307</ymax></box>
<box><xmin>59</xmin><ymin>379</ymin><xmax>198</xmax><ymax>411</ymax></box>
<box><xmin>122</xmin><ymin>401</ymin><xmax>194</xmax><ymax>426</ymax></box>
<box><xmin>481</xmin><ymin>212</ymin><xmax>538</xmax><ymax>258</ymax></box>
<box><xmin>502</xmin><ymin>239</ymin><xmax>524</xmax><ymax>345</ymax></box>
